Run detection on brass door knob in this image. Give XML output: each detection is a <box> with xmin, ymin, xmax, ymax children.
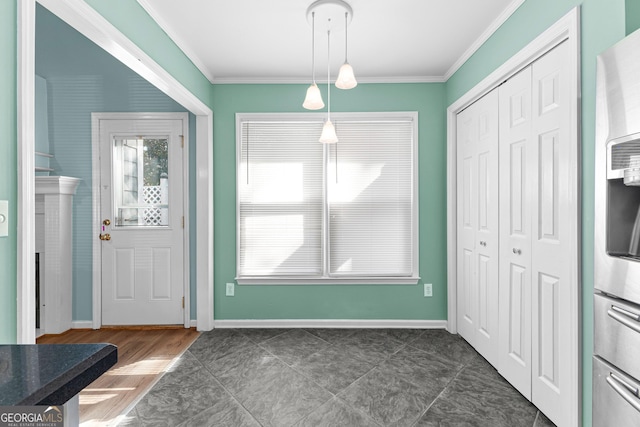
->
<box><xmin>99</xmin><ymin>233</ymin><xmax>111</xmax><ymax>241</ymax></box>
<box><xmin>103</xmin><ymin>219</ymin><xmax>111</xmax><ymax>226</ymax></box>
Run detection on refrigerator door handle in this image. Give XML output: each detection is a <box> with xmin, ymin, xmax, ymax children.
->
<box><xmin>607</xmin><ymin>373</ymin><xmax>640</xmax><ymax>413</ymax></box>
<box><xmin>608</xmin><ymin>305</ymin><xmax>640</xmax><ymax>333</ymax></box>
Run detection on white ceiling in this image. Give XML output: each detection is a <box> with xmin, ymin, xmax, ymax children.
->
<box><xmin>137</xmin><ymin>0</ymin><xmax>524</xmax><ymax>84</ymax></box>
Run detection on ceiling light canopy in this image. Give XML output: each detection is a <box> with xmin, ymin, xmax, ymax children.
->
<box><xmin>302</xmin><ymin>0</ymin><xmax>357</xmax><ymax>143</ymax></box>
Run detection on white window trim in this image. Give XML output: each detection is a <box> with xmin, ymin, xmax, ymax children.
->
<box><xmin>235</xmin><ymin>112</ymin><xmax>420</xmax><ymax>285</ymax></box>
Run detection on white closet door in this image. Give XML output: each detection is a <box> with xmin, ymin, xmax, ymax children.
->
<box><xmin>457</xmin><ymin>88</ymin><xmax>500</xmax><ymax>367</ymax></box>
<box><xmin>498</xmin><ymin>66</ymin><xmax>533</xmax><ymax>399</ymax></box>
<box><xmin>530</xmin><ymin>40</ymin><xmax>571</xmax><ymax>426</ymax></box>
<box><xmin>457</xmin><ymin>99</ymin><xmax>478</xmax><ymax>345</ymax></box>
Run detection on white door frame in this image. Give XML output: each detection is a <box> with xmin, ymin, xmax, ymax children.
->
<box><xmin>17</xmin><ymin>0</ymin><xmax>215</xmax><ymax>342</ymax></box>
<box><xmin>446</xmin><ymin>7</ymin><xmax>580</xmax><ymax>426</ymax></box>
<box><xmin>92</xmin><ymin>112</ymin><xmax>190</xmax><ymax>328</ymax></box>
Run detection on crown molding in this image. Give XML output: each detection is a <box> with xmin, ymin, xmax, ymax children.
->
<box><xmin>137</xmin><ymin>0</ymin><xmax>523</xmax><ymax>85</ymax></box>
<box><xmin>211</xmin><ymin>75</ymin><xmax>447</xmax><ymax>85</ymax></box>
<box><xmin>444</xmin><ymin>0</ymin><xmax>525</xmax><ymax>80</ymax></box>
<box><xmin>136</xmin><ymin>0</ymin><xmax>217</xmax><ymax>84</ymax></box>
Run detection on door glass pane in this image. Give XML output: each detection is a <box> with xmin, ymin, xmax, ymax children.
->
<box><xmin>113</xmin><ymin>136</ymin><xmax>169</xmax><ymax>227</ymax></box>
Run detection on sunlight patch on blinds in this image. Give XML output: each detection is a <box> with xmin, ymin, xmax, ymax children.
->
<box><xmin>238</xmin><ymin>121</ymin><xmax>324</xmax><ymax>276</ymax></box>
<box><xmin>328</xmin><ymin>121</ymin><xmax>414</xmax><ymax>276</ymax></box>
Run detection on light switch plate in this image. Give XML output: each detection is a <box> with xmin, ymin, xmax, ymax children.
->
<box><xmin>0</xmin><ymin>200</ymin><xmax>7</xmax><ymax>237</ymax></box>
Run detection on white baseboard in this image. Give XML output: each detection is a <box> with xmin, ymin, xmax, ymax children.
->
<box><xmin>71</xmin><ymin>321</ymin><xmax>94</xmax><ymax>329</ymax></box>
<box><xmin>71</xmin><ymin>319</ymin><xmax>446</xmax><ymax>330</ymax></box>
<box><xmin>213</xmin><ymin>319</ymin><xmax>447</xmax><ymax>329</ymax></box>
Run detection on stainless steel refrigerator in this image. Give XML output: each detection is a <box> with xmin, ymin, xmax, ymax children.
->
<box><xmin>594</xmin><ymin>28</ymin><xmax>640</xmax><ymax>426</ymax></box>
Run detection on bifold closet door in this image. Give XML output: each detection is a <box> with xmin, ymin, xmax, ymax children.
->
<box><xmin>498</xmin><ymin>65</ymin><xmax>533</xmax><ymax>399</ymax></box>
<box><xmin>498</xmin><ymin>40</ymin><xmax>571</xmax><ymax>426</ymax></box>
<box><xmin>456</xmin><ymin>88</ymin><xmax>500</xmax><ymax>367</ymax></box>
<box><xmin>529</xmin><ymin>40</ymin><xmax>571</xmax><ymax>426</ymax></box>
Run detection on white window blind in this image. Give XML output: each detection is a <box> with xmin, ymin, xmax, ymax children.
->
<box><xmin>327</xmin><ymin>121</ymin><xmax>414</xmax><ymax>276</ymax></box>
<box><xmin>238</xmin><ymin>121</ymin><xmax>324</xmax><ymax>276</ymax></box>
<box><xmin>237</xmin><ymin>113</ymin><xmax>418</xmax><ymax>283</ymax></box>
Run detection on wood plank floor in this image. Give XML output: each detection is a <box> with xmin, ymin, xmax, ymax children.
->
<box><xmin>37</xmin><ymin>327</ymin><xmax>200</xmax><ymax>427</ymax></box>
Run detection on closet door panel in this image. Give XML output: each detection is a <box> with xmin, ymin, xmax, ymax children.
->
<box><xmin>474</xmin><ymin>89</ymin><xmax>499</xmax><ymax>366</ymax></box>
<box><xmin>499</xmin><ymin>66</ymin><xmax>533</xmax><ymax>399</ymax></box>
<box><xmin>531</xmin><ymin>40</ymin><xmax>571</xmax><ymax>427</ymax></box>
<box><xmin>456</xmin><ymin>89</ymin><xmax>499</xmax><ymax>367</ymax></box>
<box><xmin>457</xmin><ymin>107</ymin><xmax>477</xmax><ymax>343</ymax></box>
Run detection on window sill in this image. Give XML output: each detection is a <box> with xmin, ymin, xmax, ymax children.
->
<box><xmin>235</xmin><ymin>276</ymin><xmax>421</xmax><ymax>285</ymax></box>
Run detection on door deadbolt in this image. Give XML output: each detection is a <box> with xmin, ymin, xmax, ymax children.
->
<box><xmin>103</xmin><ymin>219</ymin><xmax>111</xmax><ymax>226</ymax></box>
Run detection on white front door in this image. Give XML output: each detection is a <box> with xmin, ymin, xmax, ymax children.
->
<box><xmin>98</xmin><ymin>117</ymin><xmax>185</xmax><ymax>325</ymax></box>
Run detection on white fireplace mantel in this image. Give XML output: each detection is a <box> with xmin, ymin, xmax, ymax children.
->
<box><xmin>35</xmin><ymin>176</ymin><xmax>81</xmax><ymax>335</ymax></box>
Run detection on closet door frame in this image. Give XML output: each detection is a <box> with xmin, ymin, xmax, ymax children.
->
<box><xmin>446</xmin><ymin>7</ymin><xmax>580</xmax><ymax>427</ymax></box>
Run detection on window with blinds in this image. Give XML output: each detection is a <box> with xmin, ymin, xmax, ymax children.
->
<box><xmin>236</xmin><ymin>112</ymin><xmax>418</xmax><ymax>284</ymax></box>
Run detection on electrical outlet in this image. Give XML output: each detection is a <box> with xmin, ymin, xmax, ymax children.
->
<box><xmin>424</xmin><ymin>283</ymin><xmax>433</xmax><ymax>297</ymax></box>
<box><xmin>226</xmin><ymin>282</ymin><xmax>235</xmax><ymax>296</ymax></box>
<box><xmin>0</xmin><ymin>200</ymin><xmax>7</xmax><ymax>237</ymax></box>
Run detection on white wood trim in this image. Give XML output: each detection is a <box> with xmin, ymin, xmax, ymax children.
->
<box><xmin>446</xmin><ymin>102</ymin><xmax>458</xmax><ymax>335</ymax></box>
<box><xmin>181</xmin><ymin>116</ymin><xmax>190</xmax><ymax>329</ymax></box>
<box><xmin>443</xmin><ymin>0</ymin><xmax>526</xmax><ymax>80</ymax></box>
<box><xmin>236</xmin><ymin>278</ymin><xmax>421</xmax><ymax>285</ymax></box>
<box><xmin>137</xmin><ymin>0</ymin><xmax>446</xmax><ymax>85</ymax></box>
<box><xmin>212</xmin><ymin>75</ymin><xmax>448</xmax><ymax>85</ymax></box>
<box><xmin>71</xmin><ymin>321</ymin><xmax>94</xmax><ymax>329</ymax></box>
<box><xmin>17</xmin><ymin>0</ymin><xmax>215</xmax><ymax>338</ymax></box>
<box><xmin>446</xmin><ymin>7</ymin><xmax>580</xmax><ymax>427</ymax></box>
<box><xmin>235</xmin><ymin>112</ymin><xmax>420</xmax><ymax>283</ymax></box>
<box><xmin>196</xmin><ymin>114</ymin><xmax>214</xmax><ymax>331</ymax></box>
<box><xmin>214</xmin><ymin>319</ymin><xmax>448</xmax><ymax>329</ymax></box>
<box><xmin>91</xmin><ymin>112</ymin><xmax>190</xmax><ymax>329</ymax></box>
<box><xmin>17</xmin><ymin>0</ymin><xmax>36</xmax><ymax>344</ymax></box>
<box><xmin>91</xmin><ymin>113</ymin><xmax>101</xmax><ymax>329</ymax></box>
<box><xmin>568</xmin><ymin>10</ymin><xmax>582</xmax><ymax>427</ymax></box>
<box><xmin>139</xmin><ymin>0</ymin><xmax>523</xmax><ymax>85</ymax></box>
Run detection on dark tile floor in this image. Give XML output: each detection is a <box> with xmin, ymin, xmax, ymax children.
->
<box><xmin>119</xmin><ymin>328</ymin><xmax>557</xmax><ymax>427</ymax></box>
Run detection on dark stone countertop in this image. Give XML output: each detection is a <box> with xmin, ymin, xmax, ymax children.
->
<box><xmin>0</xmin><ymin>343</ymin><xmax>117</xmax><ymax>406</ymax></box>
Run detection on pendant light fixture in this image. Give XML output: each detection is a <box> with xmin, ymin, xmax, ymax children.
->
<box><xmin>305</xmin><ymin>0</ymin><xmax>354</xmax><ymax>143</ymax></box>
<box><xmin>335</xmin><ymin>11</ymin><xmax>357</xmax><ymax>89</ymax></box>
<box><xmin>302</xmin><ymin>11</ymin><xmax>324</xmax><ymax>110</ymax></box>
<box><xmin>319</xmin><ymin>28</ymin><xmax>338</xmax><ymax>143</ymax></box>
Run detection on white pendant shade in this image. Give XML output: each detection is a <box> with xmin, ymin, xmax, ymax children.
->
<box><xmin>303</xmin><ymin>83</ymin><xmax>325</xmax><ymax>110</ymax></box>
<box><xmin>335</xmin><ymin>62</ymin><xmax>357</xmax><ymax>89</ymax></box>
<box><xmin>319</xmin><ymin>120</ymin><xmax>338</xmax><ymax>143</ymax></box>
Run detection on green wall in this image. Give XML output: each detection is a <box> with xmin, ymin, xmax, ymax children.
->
<box><xmin>0</xmin><ymin>1</ymin><xmax>632</xmax><ymax>422</ymax></box>
<box><xmin>627</xmin><ymin>0</ymin><xmax>640</xmax><ymax>34</ymax></box>
<box><xmin>36</xmin><ymin>4</ymin><xmax>197</xmax><ymax>321</ymax></box>
<box><xmin>446</xmin><ymin>1</ymin><xmax>626</xmax><ymax>425</ymax></box>
<box><xmin>84</xmin><ymin>0</ymin><xmax>211</xmax><ymax>108</ymax></box>
<box><xmin>211</xmin><ymin>83</ymin><xmax>447</xmax><ymax>320</ymax></box>
<box><xmin>0</xmin><ymin>0</ymin><xmax>17</xmax><ymax>344</ymax></box>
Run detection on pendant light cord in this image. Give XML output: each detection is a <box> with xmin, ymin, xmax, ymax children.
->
<box><xmin>344</xmin><ymin>12</ymin><xmax>348</xmax><ymax>63</ymax></box>
<box><xmin>311</xmin><ymin>12</ymin><xmax>316</xmax><ymax>84</ymax></box>
<box><xmin>327</xmin><ymin>28</ymin><xmax>331</xmax><ymax>121</ymax></box>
